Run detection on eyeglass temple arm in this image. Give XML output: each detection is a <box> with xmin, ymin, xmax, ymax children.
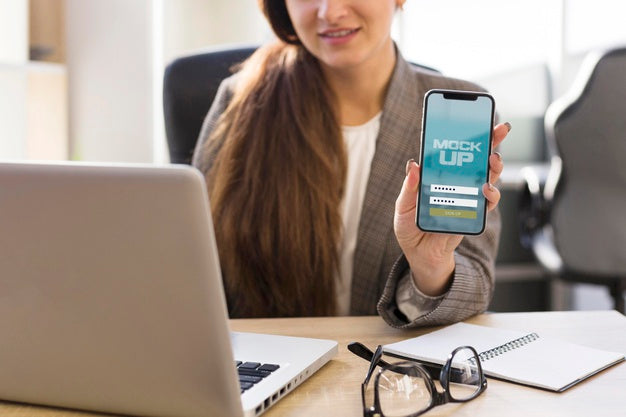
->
<box><xmin>348</xmin><ymin>342</ymin><xmax>442</xmax><ymax>380</ymax></box>
<box><xmin>347</xmin><ymin>342</ymin><xmax>391</xmax><ymax>367</ymax></box>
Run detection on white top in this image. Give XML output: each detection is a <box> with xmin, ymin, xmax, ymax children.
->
<box><xmin>336</xmin><ymin>112</ymin><xmax>381</xmax><ymax>315</ymax></box>
<box><xmin>336</xmin><ymin>112</ymin><xmax>444</xmax><ymax>319</ymax></box>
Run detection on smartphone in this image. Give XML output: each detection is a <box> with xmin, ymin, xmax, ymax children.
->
<box><xmin>416</xmin><ymin>89</ymin><xmax>495</xmax><ymax>235</ymax></box>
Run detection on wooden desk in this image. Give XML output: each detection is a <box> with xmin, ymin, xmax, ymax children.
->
<box><xmin>232</xmin><ymin>311</ymin><xmax>626</xmax><ymax>417</ymax></box>
<box><xmin>1</xmin><ymin>311</ymin><xmax>624</xmax><ymax>417</ymax></box>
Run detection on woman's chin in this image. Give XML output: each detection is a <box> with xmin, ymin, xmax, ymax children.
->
<box><xmin>317</xmin><ymin>52</ymin><xmax>370</xmax><ymax>72</ymax></box>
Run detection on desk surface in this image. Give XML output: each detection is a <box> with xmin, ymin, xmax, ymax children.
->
<box><xmin>1</xmin><ymin>311</ymin><xmax>625</xmax><ymax>417</ymax></box>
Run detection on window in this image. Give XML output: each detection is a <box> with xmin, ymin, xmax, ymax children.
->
<box><xmin>395</xmin><ymin>0</ymin><xmax>561</xmax><ymax>80</ymax></box>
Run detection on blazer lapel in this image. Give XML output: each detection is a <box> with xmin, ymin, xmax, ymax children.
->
<box><xmin>350</xmin><ymin>52</ymin><xmax>426</xmax><ymax>314</ymax></box>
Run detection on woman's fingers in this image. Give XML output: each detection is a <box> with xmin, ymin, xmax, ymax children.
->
<box><xmin>489</xmin><ymin>151</ymin><xmax>504</xmax><ymax>185</ymax></box>
<box><xmin>488</xmin><ymin>122</ymin><xmax>509</xmax><ymax>194</ymax></box>
<box><xmin>492</xmin><ymin>122</ymin><xmax>511</xmax><ymax>149</ymax></box>
<box><xmin>395</xmin><ymin>159</ymin><xmax>420</xmax><ymax>215</ymax></box>
<box><xmin>394</xmin><ymin>159</ymin><xmax>422</xmax><ymax>245</ymax></box>
<box><xmin>483</xmin><ymin>182</ymin><xmax>501</xmax><ymax>212</ymax></box>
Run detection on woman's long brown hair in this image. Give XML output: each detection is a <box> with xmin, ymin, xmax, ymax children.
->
<box><xmin>196</xmin><ymin>0</ymin><xmax>347</xmax><ymax>317</ymax></box>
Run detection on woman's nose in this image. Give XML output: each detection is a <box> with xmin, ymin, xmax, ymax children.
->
<box><xmin>317</xmin><ymin>0</ymin><xmax>349</xmax><ymax>23</ymax></box>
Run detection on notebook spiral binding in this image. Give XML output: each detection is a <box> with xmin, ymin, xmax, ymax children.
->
<box><xmin>474</xmin><ymin>332</ymin><xmax>540</xmax><ymax>362</ymax></box>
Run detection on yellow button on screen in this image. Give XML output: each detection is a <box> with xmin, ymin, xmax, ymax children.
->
<box><xmin>430</xmin><ymin>208</ymin><xmax>477</xmax><ymax>219</ymax></box>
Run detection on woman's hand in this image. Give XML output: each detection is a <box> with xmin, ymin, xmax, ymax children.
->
<box><xmin>394</xmin><ymin>122</ymin><xmax>511</xmax><ymax>296</ymax></box>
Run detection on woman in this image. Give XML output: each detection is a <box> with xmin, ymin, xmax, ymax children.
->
<box><xmin>192</xmin><ymin>0</ymin><xmax>509</xmax><ymax>328</ymax></box>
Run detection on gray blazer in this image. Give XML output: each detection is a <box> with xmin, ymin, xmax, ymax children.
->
<box><xmin>193</xmin><ymin>50</ymin><xmax>501</xmax><ymax>329</ymax></box>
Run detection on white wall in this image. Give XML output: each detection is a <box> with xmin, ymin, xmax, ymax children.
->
<box><xmin>162</xmin><ymin>0</ymin><xmax>268</xmax><ymax>64</ymax></box>
<box><xmin>0</xmin><ymin>65</ymin><xmax>27</xmax><ymax>158</ymax></box>
<box><xmin>26</xmin><ymin>63</ymin><xmax>68</xmax><ymax>160</ymax></box>
<box><xmin>0</xmin><ymin>0</ymin><xmax>67</xmax><ymax>161</ymax></box>
<box><xmin>0</xmin><ymin>0</ymin><xmax>28</xmax><ymax>159</ymax></box>
<box><xmin>65</xmin><ymin>0</ymin><xmax>269</xmax><ymax>163</ymax></box>
<box><xmin>0</xmin><ymin>0</ymin><xmax>28</xmax><ymax>64</ymax></box>
<box><xmin>0</xmin><ymin>63</ymin><xmax>68</xmax><ymax>161</ymax></box>
<box><xmin>66</xmin><ymin>0</ymin><xmax>156</xmax><ymax>162</ymax></box>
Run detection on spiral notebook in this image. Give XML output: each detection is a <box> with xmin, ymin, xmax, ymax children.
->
<box><xmin>384</xmin><ymin>322</ymin><xmax>625</xmax><ymax>392</ymax></box>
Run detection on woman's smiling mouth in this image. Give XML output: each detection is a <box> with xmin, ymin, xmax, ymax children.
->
<box><xmin>318</xmin><ymin>27</ymin><xmax>360</xmax><ymax>44</ymax></box>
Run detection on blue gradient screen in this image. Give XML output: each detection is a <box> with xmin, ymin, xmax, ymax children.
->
<box><xmin>416</xmin><ymin>91</ymin><xmax>493</xmax><ymax>234</ymax></box>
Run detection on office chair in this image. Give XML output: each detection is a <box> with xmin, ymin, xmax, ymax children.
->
<box><xmin>163</xmin><ymin>46</ymin><xmax>257</xmax><ymax>164</ymax></box>
<box><xmin>163</xmin><ymin>46</ymin><xmax>442</xmax><ymax>165</ymax></box>
<box><xmin>519</xmin><ymin>47</ymin><xmax>626</xmax><ymax>313</ymax></box>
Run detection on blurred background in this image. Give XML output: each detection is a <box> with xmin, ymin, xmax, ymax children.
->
<box><xmin>1</xmin><ymin>0</ymin><xmax>625</xmax><ymax>312</ymax></box>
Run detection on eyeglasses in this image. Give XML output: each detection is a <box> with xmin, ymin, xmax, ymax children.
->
<box><xmin>349</xmin><ymin>342</ymin><xmax>487</xmax><ymax>417</ymax></box>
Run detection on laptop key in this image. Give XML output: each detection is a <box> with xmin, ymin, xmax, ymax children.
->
<box><xmin>238</xmin><ymin>368</ymin><xmax>271</xmax><ymax>378</ymax></box>
<box><xmin>239</xmin><ymin>381</ymin><xmax>254</xmax><ymax>390</ymax></box>
<box><xmin>238</xmin><ymin>362</ymin><xmax>261</xmax><ymax>370</ymax></box>
<box><xmin>239</xmin><ymin>375</ymin><xmax>263</xmax><ymax>384</ymax></box>
<box><xmin>258</xmin><ymin>364</ymin><xmax>280</xmax><ymax>372</ymax></box>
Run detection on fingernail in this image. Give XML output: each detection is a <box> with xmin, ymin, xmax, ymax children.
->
<box><xmin>488</xmin><ymin>183</ymin><xmax>494</xmax><ymax>191</ymax></box>
<box><xmin>494</xmin><ymin>151</ymin><xmax>502</xmax><ymax>160</ymax></box>
<box><xmin>504</xmin><ymin>122</ymin><xmax>512</xmax><ymax>132</ymax></box>
<box><xmin>405</xmin><ymin>158</ymin><xmax>416</xmax><ymax>176</ymax></box>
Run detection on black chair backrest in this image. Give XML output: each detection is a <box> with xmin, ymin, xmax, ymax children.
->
<box><xmin>545</xmin><ymin>47</ymin><xmax>626</xmax><ymax>275</ymax></box>
<box><xmin>163</xmin><ymin>47</ymin><xmax>256</xmax><ymax>164</ymax></box>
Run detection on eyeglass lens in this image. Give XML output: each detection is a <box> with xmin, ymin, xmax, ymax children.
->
<box><xmin>447</xmin><ymin>347</ymin><xmax>481</xmax><ymax>401</ymax></box>
<box><xmin>374</xmin><ymin>347</ymin><xmax>482</xmax><ymax>416</ymax></box>
<box><xmin>378</xmin><ymin>363</ymin><xmax>432</xmax><ymax>417</ymax></box>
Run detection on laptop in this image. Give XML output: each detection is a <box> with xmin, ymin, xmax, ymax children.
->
<box><xmin>0</xmin><ymin>161</ymin><xmax>337</xmax><ymax>417</ymax></box>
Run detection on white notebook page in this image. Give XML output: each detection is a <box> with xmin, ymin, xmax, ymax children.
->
<box><xmin>384</xmin><ymin>323</ymin><xmax>625</xmax><ymax>392</ymax></box>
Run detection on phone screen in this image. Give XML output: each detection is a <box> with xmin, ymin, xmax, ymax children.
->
<box><xmin>416</xmin><ymin>90</ymin><xmax>495</xmax><ymax>235</ymax></box>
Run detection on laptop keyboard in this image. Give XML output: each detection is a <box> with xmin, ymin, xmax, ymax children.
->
<box><xmin>236</xmin><ymin>361</ymin><xmax>280</xmax><ymax>393</ymax></box>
